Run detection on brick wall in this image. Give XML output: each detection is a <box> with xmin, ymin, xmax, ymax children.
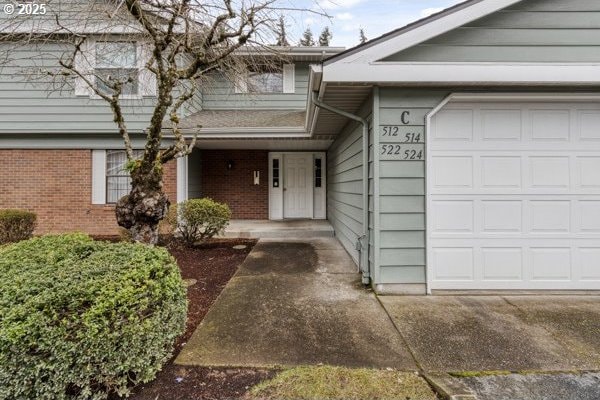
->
<box><xmin>199</xmin><ymin>150</ymin><xmax>268</xmax><ymax>219</ymax></box>
<box><xmin>0</xmin><ymin>149</ymin><xmax>177</xmax><ymax>235</ymax></box>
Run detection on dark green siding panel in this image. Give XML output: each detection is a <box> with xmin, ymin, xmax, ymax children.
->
<box><xmin>383</xmin><ymin>0</ymin><xmax>600</xmax><ymax>63</ymax></box>
<box><xmin>379</xmin><ymin>266</ymin><xmax>426</xmax><ymax>284</ymax></box>
<box><xmin>327</xmin><ymin>97</ymin><xmax>373</xmax><ymax>269</ymax></box>
<box><xmin>375</xmin><ymin>88</ymin><xmax>448</xmax><ymax>285</ymax></box>
<box><xmin>380</xmin><ymin>249</ymin><xmax>425</xmax><ymax>267</ymax></box>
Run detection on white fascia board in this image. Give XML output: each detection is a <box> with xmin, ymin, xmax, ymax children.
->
<box><xmin>332</xmin><ymin>0</ymin><xmax>523</xmax><ymax>65</ymax></box>
<box><xmin>323</xmin><ymin>63</ymin><xmax>600</xmax><ymax>85</ymax></box>
<box><xmin>305</xmin><ymin>65</ymin><xmax>323</xmax><ymax>135</ymax></box>
<box><xmin>178</xmin><ymin>127</ymin><xmax>309</xmax><ymax>139</ymax></box>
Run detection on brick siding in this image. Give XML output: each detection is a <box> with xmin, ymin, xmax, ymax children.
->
<box><xmin>0</xmin><ymin>149</ymin><xmax>177</xmax><ymax>236</ymax></box>
<box><xmin>199</xmin><ymin>150</ymin><xmax>268</xmax><ymax>219</ymax></box>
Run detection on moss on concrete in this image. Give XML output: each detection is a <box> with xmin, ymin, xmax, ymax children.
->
<box><xmin>247</xmin><ymin>365</ymin><xmax>437</xmax><ymax>400</ymax></box>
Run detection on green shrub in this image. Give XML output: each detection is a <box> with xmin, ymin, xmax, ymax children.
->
<box><xmin>170</xmin><ymin>198</ymin><xmax>231</xmax><ymax>245</ymax></box>
<box><xmin>0</xmin><ymin>233</ymin><xmax>187</xmax><ymax>400</ymax></box>
<box><xmin>0</xmin><ymin>209</ymin><xmax>36</xmax><ymax>244</ymax></box>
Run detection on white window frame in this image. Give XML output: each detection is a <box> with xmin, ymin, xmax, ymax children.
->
<box><xmin>236</xmin><ymin>63</ymin><xmax>295</xmax><ymax>94</ymax></box>
<box><xmin>75</xmin><ymin>38</ymin><xmax>156</xmax><ymax>99</ymax></box>
<box><xmin>91</xmin><ymin>149</ymin><xmax>145</xmax><ymax>205</ymax></box>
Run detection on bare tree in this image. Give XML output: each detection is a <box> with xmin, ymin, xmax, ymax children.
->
<box><xmin>0</xmin><ymin>0</ymin><xmax>313</xmax><ymax>244</ymax></box>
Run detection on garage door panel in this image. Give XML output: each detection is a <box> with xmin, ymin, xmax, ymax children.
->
<box><xmin>431</xmin><ymin>200</ymin><xmax>474</xmax><ymax>233</ymax></box>
<box><xmin>432</xmin><ymin>156</ymin><xmax>473</xmax><ymax>188</ymax></box>
<box><xmin>577</xmin><ymin>156</ymin><xmax>600</xmax><ymax>187</ymax></box>
<box><xmin>579</xmin><ymin>201</ymin><xmax>600</xmax><ymax>232</ymax></box>
<box><xmin>579</xmin><ymin>111</ymin><xmax>600</xmax><ymax>141</ymax></box>
<box><xmin>431</xmin><ymin>109</ymin><xmax>474</xmax><ymax>141</ymax></box>
<box><xmin>428</xmin><ymin>100</ymin><xmax>600</xmax><ymax>290</ymax></box>
<box><xmin>529</xmin><ymin>156</ymin><xmax>570</xmax><ymax>188</ymax></box>
<box><xmin>481</xmin><ymin>247</ymin><xmax>523</xmax><ymax>281</ymax></box>
<box><xmin>529</xmin><ymin>200</ymin><xmax>571</xmax><ymax>233</ymax></box>
<box><xmin>481</xmin><ymin>109</ymin><xmax>523</xmax><ymax>141</ymax></box>
<box><xmin>432</xmin><ymin>247</ymin><xmax>474</xmax><ymax>281</ymax></box>
<box><xmin>530</xmin><ymin>247</ymin><xmax>572</xmax><ymax>281</ymax></box>
<box><xmin>530</xmin><ymin>109</ymin><xmax>571</xmax><ymax>141</ymax></box>
<box><xmin>481</xmin><ymin>156</ymin><xmax>522</xmax><ymax>188</ymax></box>
<box><xmin>579</xmin><ymin>248</ymin><xmax>600</xmax><ymax>281</ymax></box>
<box><xmin>482</xmin><ymin>201</ymin><xmax>522</xmax><ymax>233</ymax></box>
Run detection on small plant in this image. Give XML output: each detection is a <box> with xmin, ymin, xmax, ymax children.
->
<box><xmin>169</xmin><ymin>198</ymin><xmax>231</xmax><ymax>245</ymax></box>
<box><xmin>0</xmin><ymin>233</ymin><xmax>187</xmax><ymax>399</ymax></box>
<box><xmin>0</xmin><ymin>209</ymin><xmax>36</xmax><ymax>244</ymax></box>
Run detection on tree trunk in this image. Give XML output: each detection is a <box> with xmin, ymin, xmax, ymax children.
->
<box><xmin>115</xmin><ymin>165</ymin><xmax>170</xmax><ymax>245</ymax></box>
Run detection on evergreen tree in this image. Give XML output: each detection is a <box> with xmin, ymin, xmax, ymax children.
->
<box><xmin>359</xmin><ymin>28</ymin><xmax>368</xmax><ymax>44</ymax></box>
<box><xmin>318</xmin><ymin>26</ymin><xmax>332</xmax><ymax>46</ymax></box>
<box><xmin>275</xmin><ymin>15</ymin><xmax>289</xmax><ymax>46</ymax></box>
<box><xmin>299</xmin><ymin>28</ymin><xmax>315</xmax><ymax>46</ymax></box>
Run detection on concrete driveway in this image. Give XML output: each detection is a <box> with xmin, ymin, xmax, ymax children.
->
<box><xmin>177</xmin><ymin>237</ymin><xmax>600</xmax><ymax>378</ymax></box>
<box><xmin>380</xmin><ymin>295</ymin><xmax>600</xmax><ymax>372</ymax></box>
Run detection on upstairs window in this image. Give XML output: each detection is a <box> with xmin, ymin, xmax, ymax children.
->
<box><xmin>236</xmin><ymin>63</ymin><xmax>295</xmax><ymax>94</ymax></box>
<box><xmin>248</xmin><ymin>68</ymin><xmax>283</xmax><ymax>93</ymax></box>
<box><xmin>95</xmin><ymin>41</ymin><xmax>139</xmax><ymax>96</ymax></box>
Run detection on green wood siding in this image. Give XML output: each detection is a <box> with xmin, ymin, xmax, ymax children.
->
<box><xmin>201</xmin><ymin>63</ymin><xmax>310</xmax><ymax>110</ymax></box>
<box><xmin>327</xmin><ymin>98</ymin><xmax>373</xmax><ymax>268</ymax></box>
<box><xmin>0</xmin><ymin>43</ymin><xmax>157</xmax><ymax>134</ymax></box>
<box><xmin>383</xmin><ymin>0</ymin><xmax>600</xmax><ymax>62</ymax></box>
<box><xmin>375</xmin><ymin>88</ymin><xmax>448</xmax><ymax>285</ymax></box>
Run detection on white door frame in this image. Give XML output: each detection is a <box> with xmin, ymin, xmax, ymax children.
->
<box><xmin>268</xmin><ymin>152</ymin><xmax>326</xmax><ymax>220</ymax></box>
<box><xmin>425</xmin><ymin>92</ymin><xmax>600</xmax><ymax>294</ymax></box>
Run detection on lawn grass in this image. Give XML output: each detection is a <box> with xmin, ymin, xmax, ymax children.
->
<box><xmin>247</xmin><ymin>366</ymin><xmax>438</xmax><ymax>400</ymax></box>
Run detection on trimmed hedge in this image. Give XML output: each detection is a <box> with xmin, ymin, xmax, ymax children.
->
<box><xmin>0</xmin><ymin>233</ymin><xmax>187</xmax><ymax>399</ymax></box>
<box><xmin>168</xmin><ymin>198</ymin><xmax>231</xmax><ymax>245</ymax></box>
<box><xmin>0</xmin><ymin>209</ymin><xmax>36</xmax><ymax>244</ymax></box>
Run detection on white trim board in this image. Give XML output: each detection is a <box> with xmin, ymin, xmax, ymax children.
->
<box><xmin>323</xmin><ymin>63</ymin><xmax>600</xmax><ymax>85</ymax></box>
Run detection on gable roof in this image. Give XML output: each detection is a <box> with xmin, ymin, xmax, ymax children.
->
<box><xmin>324</xmin><ymin>0</ymin><xmax>481</xmax><ymax>65</ymax></box>
<box><xmin>319</xmin><ymin>0</ymin><xmax>600</xmax><ymax>85</ymax></box>
<box><xmin>324</xmin><ymin>0</ymin><xmax>522</xmax><ymax>66</ymax></box>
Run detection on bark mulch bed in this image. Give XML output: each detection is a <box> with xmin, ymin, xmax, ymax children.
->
<box><xmin>124</xmin><ymin>237</ymin><xmax>276</xmax><ymax>400</ymax></box>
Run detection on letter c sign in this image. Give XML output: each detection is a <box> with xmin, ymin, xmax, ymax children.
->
<box><xmin>401</xmin><ymin>111</ymin><xmax>410</xmax><ymax>125</ymax></box>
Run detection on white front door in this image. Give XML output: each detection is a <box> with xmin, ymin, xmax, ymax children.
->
<box><xmin>428</xmin><ymin>99</ymin><xmax>600</xmax><ymax>290</ymax></box>
<box><xmin>283</xmin><ymin>153</ymin><xmax>313</xmax><ymax>218</ymax></box>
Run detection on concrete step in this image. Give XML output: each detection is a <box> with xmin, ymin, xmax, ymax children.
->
<box><xmin>222</xmin><ymin>220</ymin><xmax>335</xmax><ymax>239</ymax></box>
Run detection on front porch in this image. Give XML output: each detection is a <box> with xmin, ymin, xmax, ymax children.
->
<box><xmin>223</xmin><ymin>219</ymin><xmax>335</xmax><ymax>239</ymax></box>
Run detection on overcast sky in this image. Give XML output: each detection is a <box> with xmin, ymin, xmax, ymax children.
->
<box><xmin>282</xmin><ymin>0</ymin><xmax>465</xmax><ymax>48</ymax></box>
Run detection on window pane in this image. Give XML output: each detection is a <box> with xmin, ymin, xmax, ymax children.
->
<box><xmin>96</xmin><ymin>42</ymin><xmax>137</xmax><ymax>68</ymax></box>
<box><xmin>107</xmin><ymin>176</ymin><xmax>131</xmax><ymax>203</ymax></box>
<box><xmin>315</xmin><ymin>158</ymin><xmax>322</xmax><ymax>188</ymax></box>
<box><xmin>248</xmin><ymin>72</ymin><xmax>283</xmax><ymax>93</ymax></box>
<box><xmin>106</xmin><ymin>150</ymin><xmax>142</xmax><ymax>203</ymax></box>
<box><xmin>96</xmin><ymin>68</ymin><xmax>139</xmax><ymax>95</ymax></box>
<box><xmin>106</xmin><ymin>150</ymin><xmax>128</xmax><ymax>175</ymax></box>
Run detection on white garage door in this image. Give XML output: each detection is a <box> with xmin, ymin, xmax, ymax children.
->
<box><xmin>427</xmin><ymin>99</ymin><xmax>600</xmax><ymax>290</ymax></box>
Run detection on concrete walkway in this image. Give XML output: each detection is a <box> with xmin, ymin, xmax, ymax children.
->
<box><xmin>176</xmin><ymin>238</ymin><xmax>416</xmax><ymax>369</ymax></box>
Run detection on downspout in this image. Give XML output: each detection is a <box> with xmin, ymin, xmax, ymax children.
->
<box><xmin>311</xmin><ymin>91</ymin><xmax>370</xmax><ymax>285</ymax></box>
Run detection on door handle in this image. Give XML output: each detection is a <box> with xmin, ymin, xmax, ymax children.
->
<box><xmin>283</xmin><ymin>188</ymin><xmax>287</xmax><ymax>191</ymax></box>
